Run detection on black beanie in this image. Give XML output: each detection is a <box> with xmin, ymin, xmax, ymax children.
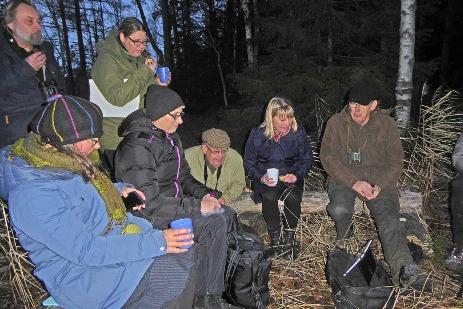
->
<box><xmin>145</xmin><ymin>85</ymin><xmax>185</xmax><ymax>121</ymax></box>
<box><xmin>30</xmin><ymin>94</ymin><xmax>103</xmax><ymax>145</ymax></box>
<box><xmin>347</xmin><ymin>81</ymin><xmax>380</xmax><ymax>106</ymax></box>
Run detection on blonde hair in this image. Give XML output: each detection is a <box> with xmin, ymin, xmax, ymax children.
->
<box><xmin>260</xmin><ymin>97</ymin><xmax>298</xmax><ymax>138</ymax></box>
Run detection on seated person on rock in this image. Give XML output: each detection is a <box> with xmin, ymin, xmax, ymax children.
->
<box><xmin>445</xmin><ymin>130</ymin><xmax>463</xmax><ymax>271</ymax></box>
<box><xmin>0</xmin><ymin>95</ymin><xmax>197</xmax><ymax>309</ymax></box>
<box><xmin>319</xmin><ymin>81</ymin><xmax>433</xmax><ymax>292</ymax></box>
<box><xmin>185</xmin><ymin>128</ymin><xmax>245</xmax><ymax>206</ymax></box>
<box><xmin>114</xmin><ymin>85</ymin><xmax>240</xmax><ymax>309</ymax></box>
<box><xmin>244</xmin><ymin>97</ymin><xmax>313</xmax><ymax>260</ymax></box>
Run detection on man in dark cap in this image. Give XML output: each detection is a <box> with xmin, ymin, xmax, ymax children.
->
<box><xmin>114</xmin><ymin>85</ymin><xmax>240</xmax><ymax>309</ymax></box>
<box><xmin>320</xmin><ymin>81</ymin><xmax>433</xmax><ymax>292</ymax></box>
<box><xmin>185</xmin><ymin>128</ymin><xmax>245</xmax><ymax>206</ymax></box>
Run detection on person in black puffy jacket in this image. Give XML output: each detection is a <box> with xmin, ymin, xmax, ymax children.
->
<box><xmin>115</xmin><ymin>85</ymin><xmax>240</xmax><ymax>309</ymax></box>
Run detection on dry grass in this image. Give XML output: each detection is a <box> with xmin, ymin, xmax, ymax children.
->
<box><xmin>267</xmin><ymin>211</ymin><xmax>463</xmax><ymax>308</ymax></box>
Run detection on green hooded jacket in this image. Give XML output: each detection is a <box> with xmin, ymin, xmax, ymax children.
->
<box><xmin>91</xmin><ymin>30</ymin><xmax>155</xmax><ymax>150</ymax></box>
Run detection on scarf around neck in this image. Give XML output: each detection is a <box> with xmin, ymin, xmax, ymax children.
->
<box><xmin>11</xmin><ymin>133</ymin><xmax>140</xmax><ymax>235</ymax></box>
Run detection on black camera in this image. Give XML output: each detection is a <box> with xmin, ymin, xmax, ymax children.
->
<box><xmin>347</xmin><ymin>149</ymin><xmax>362</xmax><ymax>164</ymax></box>
<box><xmin>38</xmin><ymin>80</ymin><xmax>58</xmax><ymax>100</ymax></box>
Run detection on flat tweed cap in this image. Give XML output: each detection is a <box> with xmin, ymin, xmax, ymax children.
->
<box><xmin>347</xmin><ymin>81</ymin><xmax>380</xmax><ymax>105</ymax></box>
<box><xmin>30</xmin><ymin>94</ymin><xmax>103</xmax><ymax>145</ymax></box>
<box><xmin>202</xmin><ymin>128</ymin><xmax>230</xmax><ymax>150</ymax></box>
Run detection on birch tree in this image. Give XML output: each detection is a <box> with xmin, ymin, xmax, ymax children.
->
<box><xmin>395</xmin><ymin>0</ymin><xmax>416</xmax><ymax>129</ymax></box>
<box><xmin>241</xmin><ymin>0</ymin><xmax>255</xmax><ymax>68</ymax></box>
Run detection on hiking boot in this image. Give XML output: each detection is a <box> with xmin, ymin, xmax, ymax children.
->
<box><xmin>445</xmin><ymin>246</ymin><xmax>463</xmax><ymax>272</ymax></box>
<box><xmin>267</xmin><ymin>229</ymin><xmax>283</xmax><ymax>258</ymax></box>
<box><xmin>193</xmin><ymin>294</ymin><xmax>242</xmax><ymax>309</ymax></box>
<box><xmin>281</xmin><ymin>229</ymin><xmax>299</xmax><ymax>261</ymax></box>
<box><xmin>399</xmin><ymin>264</ymin><xmax>433</xmax><ymax>293</ymax></box>
<box><xmin>336</xmin><ymin>224</ymin><xmax>353</xmax><ymax>240</ymax></box>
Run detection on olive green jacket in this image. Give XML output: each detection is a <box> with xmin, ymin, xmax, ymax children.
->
<box><xmin>91</xmin><ymin>30</ymin><xmax>155</xmax><ymax>150</ymax></box>
<box><xmin>184</xmin><ymin>145</ymin><xmax>246</xmax><ymax>205</ymax></box>
<box><xmin>320</xmin><ymin>107</ymin><xmax>404</xmax><ymax>192</ymax></box>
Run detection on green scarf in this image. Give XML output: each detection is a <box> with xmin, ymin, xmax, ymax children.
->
<box><xmin>11</xmin><ymin>133</ymin><xmax>140</xmax><ymax>235</ymax></box>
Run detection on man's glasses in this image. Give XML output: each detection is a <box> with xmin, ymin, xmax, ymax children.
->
<box><xmin>127</xmin><ymin>36</ymin><xmax>148</xmax><ymax>47</ymax></box>
<box><xmin>205</xmin><ymin>144</ymin><xmax>227</xmax><ymax>155</ymax></box>
<box><xmin>90</xmin><ymin>138</ymin><xmax>100</xmax><ymax>147</ymax></box>
<box><xmin>168</xmin><ymin>111</ymin><xmax>185</xmax><ymax>120</ymax></box>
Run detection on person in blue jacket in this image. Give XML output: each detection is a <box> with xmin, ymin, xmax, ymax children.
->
<box><xmin>244</xmin><ymin>97</ymin><xmax>313</xmax><ymax>260</ymax></box>
<box><xmin>0</xmin><ymin>94</ymin><xmax>197</xmax><ymax>309</ymax></box>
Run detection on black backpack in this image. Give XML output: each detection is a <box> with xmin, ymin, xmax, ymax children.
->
<box><xmin>224</xmin><ymin>231</ymin><xmax>272</xmax><ymax>309</ymax></box>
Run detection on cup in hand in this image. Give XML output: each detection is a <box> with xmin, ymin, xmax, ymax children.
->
<box><xmin>157</xmin><ymin>66</ymin><xmax>170</xmax><ymax>84</ymax></box>
<box><xmin>170</xmin><ymin>218</ymin><xmax>193</xmax><ymax>249</ymax></box>
<box><xmin>266</xmin><ymin>168</ymin><xmax>279</xmax><ymax>186</ymax></box>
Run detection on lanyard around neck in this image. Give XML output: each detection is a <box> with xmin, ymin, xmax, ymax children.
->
<box><xmin>203</xmin><ymin>159</ymin><xmax>222</xmax><ymax>191</ymax></box>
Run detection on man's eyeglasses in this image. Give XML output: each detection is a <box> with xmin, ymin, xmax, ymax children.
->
<box><xmin>90</xmin><ymin>138</ymin><xmax>100</xmax><ymax>147</ymax></box>
<box><xmin>127</xmin><ymin>36</ymin><xmax>149</xmax><ymax>47</ymax></box>
<box><xmin>168</xmin><ymin>111</ymin><xmax>185</xmax><ymax>120</ymax></box>
<box><xmin>205</xmin><ymin>144</ymin><xmax>227</xmax><ymax>155</ymax></box>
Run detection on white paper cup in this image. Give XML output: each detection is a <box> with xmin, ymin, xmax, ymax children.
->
<box><xmin>266</xmin><ymin>168</ymin><xmax>279</xmax><ymax>186</ymax></box>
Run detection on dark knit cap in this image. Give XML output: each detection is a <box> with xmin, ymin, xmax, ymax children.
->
<box><xmin>202</xmin><ymin>128</ymin><xmax>230</xmax><ymax>150</ymax></box>
<box><xmin>30</xmin><ymin>94</ymin><xmax>103</xmax><ymax>145</ymax></box>
<box><xmin>347</xmin><ymin>81</ymin><xmax>380</xmax><ymax>106</ymax></box>
<box><xmin>145</xmin><ymin>85</ymin><xmax>185</xmax><ymax>121</ymax></box>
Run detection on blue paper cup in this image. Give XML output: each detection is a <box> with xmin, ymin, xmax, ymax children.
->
<box><xmin>170</xmin><ymin>218</ymin><xmax>193</xmax><ymax>249</ymax></box>
<box><xmin>157</xmin><ymin>66</ymin><xmax>170</xmax><ymax>84</ymax></box>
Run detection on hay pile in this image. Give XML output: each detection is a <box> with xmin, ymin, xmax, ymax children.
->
<box><xmin>267</xmin><ymin>211</ymin><xmax>463</xmax><ymax>308</ymax></box>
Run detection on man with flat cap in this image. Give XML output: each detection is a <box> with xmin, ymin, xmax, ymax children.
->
<box><xmin>320</xmin><ymin>81</ymin><xmax>433</xmax><ymax>292</ymax></box>
<box><xmin>185</xmin><ymin>128</ymin><xmax>245</xmax><ymax>206</ymax></box>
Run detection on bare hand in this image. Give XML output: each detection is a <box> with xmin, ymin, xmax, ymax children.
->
<box><xmin>26</xmin><ymin>51</ymin><xmax>46</xmax><ymax>71</ymax></box>
<box><xmin>145</xmin><ymin>56</ymin><xmax>157</xmax><ymax>71</ymax></box>
<box><xmin>200</xmin><ymin>194</ymin><xmax>221</xmax><ymax>215</ymax></box>
<box><xmin>261</xmin><ymin>174</ymin><xmax>276</xmax><ymax>187</ymax></box>
<box><xmin>163</xmin><ymin>228</ymin><xmax>194</xmax><ymax>253</ymax></box>
<box><xmin>120</xmin><ymin>187</ymin><xmax>146</xmax><ymax>211</ymax></box>
<box><xmin>218</xmin><ymin>198</ymin><xmax>225</xmax><ymax>205</ymax></box>
<box><xmin>369</xmin><ymin>185</ymin><xmax>381</xmax><ymax>200</ymax></box>
<box><xmin>281</xmin><ymin>174</ymin><xmax>297</xmax><ymax>183</ymax></box>
<box><xmin>352</xmin><ymin>180</ymin><xmax>374</xmax><ymax>200</ymax></box>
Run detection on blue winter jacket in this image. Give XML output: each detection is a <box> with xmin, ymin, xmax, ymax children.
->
<box><xmin>0</xmin><ymin>146</ymin><xmax>167</xmax><ymax>308</ymax></box>
<box><xmin>244</xmin><ymin>126</ymin><xmax>313</xmax><ymax>203</ymax></box>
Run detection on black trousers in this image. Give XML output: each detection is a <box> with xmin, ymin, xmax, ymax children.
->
<box><xmin>450</xmin><ymin>173</ymin><xmax>463</xmax><ymax>247</ymax></box>
<box><xmin>261</xmin><ymin>183</ymin><xmax>303</xmax><ymax>231</ymax></box>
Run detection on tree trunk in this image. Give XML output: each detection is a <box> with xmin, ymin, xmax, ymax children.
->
<box><xmin>251</xmin><ymin>0</ymin><xmax>259</xmax><ymax>61</ymax></box>
<box><xmin>160</xmin><ymin>0</ymin><xmax>173</xmax><ymax>66</ymax></box>
<box><xmin>74</xmin><ymin>0</ymin><xmax>88</xmax><ymax>97</ymax></box>
<box><xmin>133</xmin><ymin>0</ymin><xmax>164</xmax><ymax>61</ymax></box>
<box><xmin>207</xmin><ymin>29</ymin><xmax>228</xmax><ymax>107</ymax></box>
<box><xmin>241</xmin><ymin>0</ymin><xmax>255</xmax><ymax>68</ymax></box>
<box><xmin>395</xmin><ymin>0</ymin><xmax>416</xmax><ymax>129</ymax></box>
<box><xmin>58</xmin><ymin>0</ymin><xmax>74</xmax><ymax>94</ymax></box>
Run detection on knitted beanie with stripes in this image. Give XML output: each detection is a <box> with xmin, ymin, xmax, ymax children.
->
<box><xmin>30</xmin><ymin>94</ymin><xmax>103</xmax><ymax>145</ymax></box>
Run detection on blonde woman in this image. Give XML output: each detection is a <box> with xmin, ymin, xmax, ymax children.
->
<box><xmin>244</xmin><ymin>97</ymin><xmax>313</xmax><ymax>260</ymax></box>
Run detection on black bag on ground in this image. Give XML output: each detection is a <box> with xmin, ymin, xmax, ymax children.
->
<box><xmin>325</xmin><ymin>241</ymin><xmax>396</xmax><ymax>309</ymax></box>
<box><xmin>224</xmin><ymin>231</ymin><xmax>272</xmax><ymax>309</ymax></box>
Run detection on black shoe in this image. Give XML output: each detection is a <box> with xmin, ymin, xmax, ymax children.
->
<box><xmin>193</xmin><ymin>294</ymin><xmax>242</xmax><ymax>309</ymax></box>
<box><xmin>268</xmin><ymin>229</ymin><xmax>283</xmax><ymax>258</ymax></box>
<box><xmin>445</xmin><ymin>246</ymin><xmax>463</xmax><ymax>272</ymax></box>
<box><xmin>281</xmin><ymin>229</ymin><xmax>299</xmax><ymax>261</ymax></box>
<box><xmin>336</xmin><ymin>224</ymin><xmax>353</xmax><ymax>240</ymax></box>
<box><xmin>399</xmin><ymin>264</ymin><xmax>433</xmax><ymax>293</ymax></box>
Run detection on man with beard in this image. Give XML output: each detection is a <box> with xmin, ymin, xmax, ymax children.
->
<box><xmin>0</xmin><ymin>0</ymin><xmax>65</xmax><ymax>148</ymax></box>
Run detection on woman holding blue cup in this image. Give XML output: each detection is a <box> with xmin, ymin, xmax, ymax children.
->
<box><xmin>91</xmin><ymin>17</ymin><xmax>171</xmax><ymax>178</ymax></box>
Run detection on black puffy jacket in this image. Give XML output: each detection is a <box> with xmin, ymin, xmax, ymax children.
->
<box><xmin>114</xmin><ymin>109</ymin><xmax>215</xmax><ymax>229</ymax></box>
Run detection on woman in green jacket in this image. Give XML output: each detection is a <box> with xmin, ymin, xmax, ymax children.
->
<box><xmin>91</xmin><ymin>17</ymin><xmax>169</xmax><ymax>176</ymax></box>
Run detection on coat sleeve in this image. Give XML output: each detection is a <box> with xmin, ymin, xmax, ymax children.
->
<box><xmin>320</xmin><ymin>117</ymin><xmax>360</xmax><ymax>188</ymax></box>
<box><xmin>9</xmin><ymin>184</ymin><xmax>166</xmax><ymax>267</ymax></box>
<box><xmin>290</xmin><ymin>128</ymin><xmax>313</xmax><ymax>181</ymax></box>
<box><xmin>244</xmin><ymin>128</ymin><xmax>266</xmax><ymax>181</ymax></box>
<box><xmin>115</xmin><ymin>141</ymin><xmax>202</xmax><ymax>221</ymax></box>
<box><xmin>221</xmin><ymin>153</ymin><xmax>245</xmax><ymax>204</ymax></box>
<box><xmin>91</xmin><ymin>51</ymin><xmax>153</xmax><ymax>106</ymax></box>
<box><xmin>453</xmin><ymin>131</ymin><xmax>463</xmax><ymax>173</ymax></box>
<box><xmin>179</xmin><ymin>156</ymin><xmax>215</xmax><ymax>199</ymax></box>
<box><xmin>0</xmin><ymin>49</ymin><xmax>37</xmax><ymax>92</ymax></box>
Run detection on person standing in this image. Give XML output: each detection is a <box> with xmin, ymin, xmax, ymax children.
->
<box><xmin>0</xmin><ymin>0</ymin><xmax>65</xmax><ymax>148</ymax></box>
<box><xmin>320</xmin><ymin>81</ymin><xmax>432</xmax><ymax>291</ymax></box>
<box><xmin>244</xmin><ymin>97</ymin><xmax>313</xmax><ymax>260</ymax></box>
<box><xmin>185</xmin><ymin>128</ymin><xmax>246</xmax><ymax>206</ymax></box>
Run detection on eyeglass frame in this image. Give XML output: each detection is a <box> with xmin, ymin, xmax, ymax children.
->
<box><xmin>126</xmin><ymin>36</ymin><xmax>149</xmax><ymax>47</ymax></box>
<box><xmin>205</xmin><ymin>144</ymin><xmax>228</xmax><ymax>155</ymax></box>
<box><xmin>168</xmin><ymin>111</ymin><xmax>185</xmax><ymax>120</ymax></box>
<box><xmin>90</xmin><ymin>138</ymin><xmax>100</xmax><ymax>147</ymax></box>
